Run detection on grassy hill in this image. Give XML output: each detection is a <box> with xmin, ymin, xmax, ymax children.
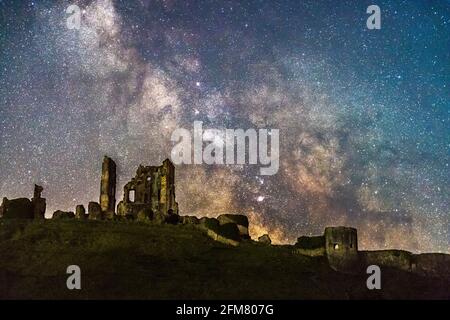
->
<box><xmin>0</xmin><ymin>219</ymin><xmax>448</xmax><ymax>299</ymax></box>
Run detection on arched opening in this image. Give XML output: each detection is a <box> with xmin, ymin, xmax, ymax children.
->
<box><xmin>129</xmin><ymin>190</ymin><xmax>135</xmax><ymax>203</ymax></box>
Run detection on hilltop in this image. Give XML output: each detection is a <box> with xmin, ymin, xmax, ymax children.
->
<box><xmin>0</xmin><ymin>219</ymin><xmax>448</xmax><ymax>299</ymax></box>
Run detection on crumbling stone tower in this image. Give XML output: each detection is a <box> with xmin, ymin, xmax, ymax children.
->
<box><xmin>99</xmin><ymin>156</ymin><xmax>117</xmax><ymax>214</ymax></box>
<box><xmin>31</xmin><ymin>184</ymin><xmax>46</xmax><ymax>219</ymax></box>
<box><xmin>116</xmin><ymin>158</ymin><xmax>178</xmax><ymax>219</ymax></box>
<box><xmin>160</xmin><ymin>159</ymin><xmax>177</xmax><ymax>217</ymax></box>
<box><xmin>324</xmin><ymin>226</ymin><xmax>359</xmax><ymax>272</ymax></box>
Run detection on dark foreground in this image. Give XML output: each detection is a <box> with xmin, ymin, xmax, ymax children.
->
<box><xmin>0</xmin><ymin>219</ymin><xmax>448</xmax><ymax>299</ymax></box>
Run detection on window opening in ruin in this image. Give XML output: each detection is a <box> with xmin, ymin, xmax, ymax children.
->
<box><xmin>129</xmin><ymin>190</ymin><xmax>135</xmax><ymax>203</ymax></box>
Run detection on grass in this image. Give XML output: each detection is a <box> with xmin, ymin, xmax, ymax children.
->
<box><xmin>0</xmin><ymin>219</ymin><xmax>448</xmax><ymax>299</ymax></box>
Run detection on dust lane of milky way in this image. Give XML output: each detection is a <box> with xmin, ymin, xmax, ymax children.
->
<box><xmin>0</xmin><ymin>0</ymin><xmax>449</xmax><ymax>253</ymax></box>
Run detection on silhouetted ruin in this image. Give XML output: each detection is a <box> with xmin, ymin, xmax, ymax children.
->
<box><xmin>75</xmin><ymin>204</ymin><xmax>86</xmax><ymax>219</ymax></box>
<box><xmin>294</xmin><ymin>227</ymin><xmax>358</xmax><ymax>271</ymax></box>
<box><xmin>100</xmin><ymin>156</ymin><xmax>116</xmax><ymax>215</ymax></box>
<box><xmin>117</xmin><ymin>158</ymin><xmax>178</xmax><ymax>221</ymax></box>
<box><xmin>293</xmin><ymin>227</ymin><xmax>450</xmax><ymax>278</ymax></box>
<box><xmin>325</xmin><ymin>227</ymin><xmax>359</xmax><ymax>271</ymax></box>
<box><xmin>258</xmin><ymin>234</ymin><xmax>272</xmax><ymax>244</ymax></box>
<box><xmin>52</xmin><ymin>210</ymin><xmax>75</xmax><ymax>219</ymax></box>
<box><xmin>32</xmin><ymin>184</ymin><xmax>46</xmax><ymax>219</ymax></box>
<box><xmin>88</xmin><ymin>201</ymin><xmax>102</xmax><ymax>220</ymax></box>
<box><xmin>0</xmin><ymin>185</ymin><xmax>46</xmax><ymax>219</ymax></box>
<box><xmin>0</xmin><ymin>156</ymin><xmax>448</xmax><ymax>280</ymax></box>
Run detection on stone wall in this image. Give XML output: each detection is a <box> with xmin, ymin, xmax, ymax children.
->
<box><xmin>291</xmin><ymin>226</ymin><xmax>450</xmax><ymax>278</ymax></box>
<box><xmin>361</xmin><ymin>250</ymin><xmax>450</xmax><ymax>279</ymax></box>
<box><xmin>360</xmin><ymin>250</ymin><xmax>413</xmax><ymax>272</ymax></box>
<box><xmin>413</xmin><ymin>253</ymin><xmax>450</xmax><ymax>279</ymax></box>
<box><xmin>294</xmin><ymin>235</ymin><xmax>326</xmax><ymax>257</ymax></box>
<box><xmin>0</xmin><ymin>185</ymin><xmax>46</xmax><ymax>219</ymax></box>
<box><xmin>0</xmin><ymin>198</ymin><xmax>34</xmax><ymax>219</ymax></box>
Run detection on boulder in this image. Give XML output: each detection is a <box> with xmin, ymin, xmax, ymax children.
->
<box><xmin>218</xmin><ymin>223</ymin><xmax>241</xmax><ymax>241</ymax></box>
<box><xmin>217</xmin><ymin>214</ymin><xmax>249</xmax><ymax>239</ymax></box>
<box><xmin>180</xmin><ymin>215</ymin><xmax>199</xmax><ymax>225</ymax></box>
<box><xmin>199</xmin><ymin>217</ymin><xmax>220</xmax><ymax>231</ymax></box>
<box><xmin>199</xmin><ymin>217</ymin><xmax>240</xmax><ymax>246</ymax></box>
<box><xmin>116</xmin><ymin>201</ymin><xmax>128</xmax><ymax>216</ymax></box>
<box><xmin>88</xmin><ymin>202</ymin><xmax>103</xmax><ymax>220</ymax></box>
<box><xmin>52</xmin><ymin>210</ymin><xmax>75</xmax><ymax>219</ymax></box>
<box><xmin>75</xmin><ymin>205</ymin><xmax>86</xmax><ymax>219</ymax></box>
<box><xmin>258</xmin><ymin>234</ymin><xmax>272</xmax><ymax>245</ymax></box>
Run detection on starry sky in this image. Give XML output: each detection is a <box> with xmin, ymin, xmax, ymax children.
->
<box><xmin>0</xmin><ymin>0</ymin><xmax>449</xmax><ymax>253</ymax></box>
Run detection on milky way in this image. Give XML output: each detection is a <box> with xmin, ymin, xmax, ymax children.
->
<box><xmin>0</xmin><ymin>0</ymin><xmax>449</xmax><ymax>252</ymax></box>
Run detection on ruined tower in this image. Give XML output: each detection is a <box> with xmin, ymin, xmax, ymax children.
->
<box><xmin>160</xmin><ymin>159</ymin><xmax>177</xmax><ymax>217</ymax></box>
<box><xmin>100</xmin><ymin>156</ymin><xmax>117</xmax><ymax>214</ymax></box>
<box><xmin>31</xmin><ymin>184</ymin><xmax>46</xmax><ymax>219</ymax></box>
<box><xmin>116</xmin><ymin>158</ymin><xmax>178</xmax><ymax>219</ymax></box>
<box><xmin>324</xmin><ymin>226</ymin><xmax>359</xmax><ymax>272</ymax></box>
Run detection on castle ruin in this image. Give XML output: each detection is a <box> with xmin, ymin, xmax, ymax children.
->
<box><xmin>325</xmin><ymin>227</ymin><xmax>359</xmax><ymax>271</ymax></box>
<box><xmin>0</xmin><ymin>185</ymin><xmax>46</xmax><ymax>219</ymax></box>
<box><xmin>116</xmin><ymin>158</ymin><xmax>178</xmax><ymax>220</ymax></box>
<box><xmin>293</xmin><ymin>226</ymin><xmax>450</xmax><ymax>278</ymax></box>
<box><xmin>294</xmin><ymin>226</ymin><xmax>358</xmax><ymax>271</ymax></box>
<box><xmin>72</xmin><ymin>156</ymin><xmax>179</xmax><ymax>221</ymax></box>
<box><xmin>0</xmin><ymin>156</ymin><xmax>448</xmax><ymax>280</ymax></box>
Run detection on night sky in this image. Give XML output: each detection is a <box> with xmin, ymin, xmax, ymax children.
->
<box><xmin>0</xmin><ymin>0</ymin><xmax>449</xmax><ymax>253</ymax></box>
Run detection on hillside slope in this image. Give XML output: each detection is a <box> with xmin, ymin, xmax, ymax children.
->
<box><xmin>0</xmin><ymin>219</ymin><xmax>448</xmax><ymax>299</ymax></box>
